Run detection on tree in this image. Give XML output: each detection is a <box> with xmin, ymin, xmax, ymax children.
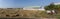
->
<box><xmin>54</xmin><ymin>5</ymin><xmax>60</xmax><ymax>10</ymax></box>
<box><xmin>45</xmin><ymin>3</ymin><xmax>55</xmax><ymax>10</ymax></box>
<box><xmin>44</xmin><ymin>2</ymin><xmax>60</xmax><ymax>14</ymax></box>
<box><xmin>44</xmin><ymin>6</ymin><xmax>50</xmax><ymax>10</ymax></box>
<box><xmin>44</xmin><ymin>3</ymin><xmax>55</xmax><ymax>15</ymax></box>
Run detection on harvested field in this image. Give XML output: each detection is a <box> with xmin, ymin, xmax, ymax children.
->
<box><xmin>0</xmin><ymin>8</ymin><xmax>46</xmax><ymax>18</ymax></box>
<box><xmin>0</xmin><ymin>8</ymin><xmax>58</xmax><ymax>19</ymax></box>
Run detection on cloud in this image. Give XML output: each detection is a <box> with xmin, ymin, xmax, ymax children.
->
<box><xmin>54</xmin><ymin>3</ymin><xmax>60</xmax><ymax>5</ymax></box>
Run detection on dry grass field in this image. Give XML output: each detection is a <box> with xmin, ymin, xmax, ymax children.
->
<box><xmin>0</xmin><ymin>8</ymin><xmax>59</xmax><ymax>19</ymax></box>
<box><xmin>0</xmin><ymin>8</ymin><xmax>53</xmax><ymax>18</ymax></box>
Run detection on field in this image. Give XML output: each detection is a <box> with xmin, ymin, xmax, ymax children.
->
<box><xmin>0</xmin><ymin>8</ymin><xmax>59</xmax><ymax>19</ymax></box>
<box><xmin>0</xmin><ymin>8</ymin><xmax>47</xmax><ymax>18</ymax></box>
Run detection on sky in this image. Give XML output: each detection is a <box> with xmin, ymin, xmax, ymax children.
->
<box><xmin>0</xmin><ymin>0</ymin><xmax>60</xmax><ymax>8</ymax></box>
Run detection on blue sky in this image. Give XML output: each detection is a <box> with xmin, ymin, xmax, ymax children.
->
<box><xmin>0</xmin><ymin>0</ymin><xmax>60</xmax><ymax>8</ymax></box>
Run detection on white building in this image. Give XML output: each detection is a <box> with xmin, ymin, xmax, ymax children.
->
<box><xmin>23</xmin><ymin>6</ymin><xmax>45</xmax><ymax>11</ymax></box>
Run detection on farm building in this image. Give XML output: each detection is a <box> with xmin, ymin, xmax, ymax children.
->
<box><xmin>23</xmin><ymin>6</ymin><xmax>45</xmax><ymax>11</ymax></box>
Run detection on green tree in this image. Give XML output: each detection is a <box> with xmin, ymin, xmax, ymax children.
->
<box><xmin>44</xmin><ymin>3</ymin><xmax>55</xmax><ymax>10</ymax></box>
<box><xmin>54</xmin><ymin>5</ymin><xmax>60</xmax><ymax>10</ymax></box>
<box><xmin>44</xmin><ymin>3</ymin><xmax>55</xmax><ymax>15</ymax></box>
<box><xmin>44</xmin><ymin>2</ymin><xmax>60</xmax><ymax>14</ymax></box>
<box><xmin>44</xmin><ymin>6</ymin><xmax>50</xmax><ymax>10</ymax></box>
